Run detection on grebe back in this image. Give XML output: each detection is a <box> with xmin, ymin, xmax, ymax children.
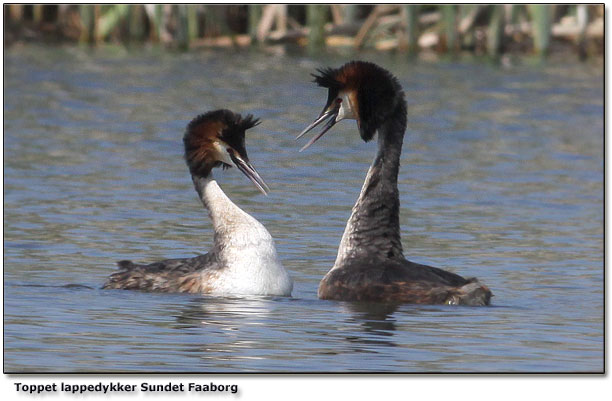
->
<box><xmin>104</xmin><ymin>109</ymin><xmax>293</xmax><ymax>296</ymax></box>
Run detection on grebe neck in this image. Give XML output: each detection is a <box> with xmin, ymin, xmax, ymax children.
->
<box><xmin>191</xmin><ymin>173</ymin><xmax>292</xmax><ymax>296</ymax></box>
<box><xmin>192</xmin><ymin>173</ymin><xmax>259</xmax><ymax>250</ymax></box>
<box><xmin>334</xmin><ymin>104</ymin><xmax>407</xmax><ymax>266</ymax></box>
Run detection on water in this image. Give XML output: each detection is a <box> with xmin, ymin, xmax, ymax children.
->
<box><xmin>3</xmin><ymin>46</ymin><xmax>603</xmax><ymax>372</ymax></box>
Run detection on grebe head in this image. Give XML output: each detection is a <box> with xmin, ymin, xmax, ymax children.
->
<box><xmin>184</xmin><ymin>109</ymin><xmax>269</xmax><ymax>194</ymax></box>
<box><xmin>297</xmin><ymin>61</ymin><xmax>405</xmax><ymax>151</ymax></box>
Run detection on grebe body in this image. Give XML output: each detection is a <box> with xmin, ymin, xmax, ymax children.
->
<box><xmin>104</xmin><ymin>110</ymin><xmax>292</xmax><ymax>296</ymax></box>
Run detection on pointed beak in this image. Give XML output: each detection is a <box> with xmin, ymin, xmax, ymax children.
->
<box><xmin>296</xmin><ymin>104</ymin><xmax>339</xmax><ymax>152</ymax></box>
<box><xmin>229</xmin><ymin>152</ymin><xmax>270</xmax><ymax>195</ymax></box>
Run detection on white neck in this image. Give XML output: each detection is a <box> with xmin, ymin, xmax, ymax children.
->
<box><xmin>193</xmin><ymin>174</ymin><xmax>261</xmax><ymax>251</ymax></box>
<box><xmin>191</xmin><ymin>173</ymin><xmax>292</xmax><ymax>296</ymax></box>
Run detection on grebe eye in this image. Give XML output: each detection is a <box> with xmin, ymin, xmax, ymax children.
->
<box><xmin>336</xmin><ymin>98</ymin><xmax>342</xmax><ymax>104</ymax></box>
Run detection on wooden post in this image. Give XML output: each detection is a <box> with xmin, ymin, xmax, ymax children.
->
<box><xmin>176</xmin><ymin>4</ymin><xmax>189</xmax><ymax>49</ymax></box>
<box><xmin>57</xmin><ymin>4</ymin><xmax>69</xmax><ymax>26</ymax></box>
<box><xmin>402</xmin><ymin>5</ymin><xmax>419</xmax><ymax>53</ymax></box>
<box><xmin>276</xmin><ymin>4</ymin><xmax>287</xmax><ymax>36</ymax></box>
<box><xmin>343</xmin><ymin>4</ymin><xmax>358</xmax><ymax>24</ymax></box>
<box><xmin>307</xmin><ymin>5</ymin><xmax>327</xmax><ymax>52</ymax></box>
<box><xmin>32</xmin><ymin>4</ymin><xmax>44</xmax><ymax>24</ymax></box>
<box><xmin>151</xmin><ymin>4</ymin><xmax>162</xmax><ymax>41</ymax></box>
<box><xmin>93</xmin><ymin>4</ymin><xmax>101</xmax><ymax>43</ymax></box>
<box><xmin>162</xmin><ymin>4</ymin><xmax>172</xmax><ymax>44</ymax></box>
<box><xmin>187</xmin><ymin>4</ymin><xmax>199</xmax><ymax>41</ymax></box>
<box><xmin>441</xmin><ymin>5</ymin><xmax>457</xmax><ymax>52</ymax></box>
<box><xmin>8</xmin><ymin>4</ymin><xmax>23</xmax><ymax>21</ymax></box>
<box><xmin>128</xmin><ymin>4</ymin><xmax>145</xmax><ymax>41</ymax></box>
<box><xmin>152</xmin><ymin>4</ymin><xmax>171</xmax><ymax>44</ymax></box>
<box><xmin>487</xmin><ymin>5</ymin><xmax>505</xmax><ymax>56</ymax></box>
<box><xmin>527</xmin><ymin>4</ymin><xmax>551</xmax><ymax>55</ymax></box>
<box><xmin>506</xmin><ymin>4</ymin><xmax>519</xmax><ymax>25</ymax></box>
<box><xmin>330</xmin><ymin>5</ymin><xmax>343</xmax><ymax>25</ymax></box>
<box><xmin>248</xmin><ymin>4</ymin><xmax>262</xmax><ymax>40</ymax></box>
<box><xmin>576</xmin><ymin>4</ymin><xmax>588</xmax><ymax>59</ymax></box>
<box><xmin>79</xmin><ymin>4</ymin><xmax>95</xmax><ymax>44</ymax></box>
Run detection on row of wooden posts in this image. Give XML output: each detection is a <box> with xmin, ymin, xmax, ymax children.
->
<box><xmin>5</xmin><ymin>4</ymin><xmax>604</xmax><ymax>56</ymax></box>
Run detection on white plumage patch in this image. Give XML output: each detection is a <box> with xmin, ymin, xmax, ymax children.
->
<box><xmin>336</xmin><ymin>90</ymin><xmax>358</xmax><ymax>122</ymax></box>
<box><xmin>198</xmin><ymin>175</ymin><xmax>293</xmax><ymax>296</ymax></box>
<box><xmin>211</xmin><ymin>140</ymin><xmax>235</xmax><ymax>166</ymax></box>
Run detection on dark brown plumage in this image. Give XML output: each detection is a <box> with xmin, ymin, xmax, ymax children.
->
<box><xmin>318</xmin><ymin>258</ymin><xmax>491</xmax><ymax>306</ymax></box>
<box><xmin>103</xmin><ymin>255</ymin><xmax>220</xmax><ymax>293</ymax></box>
<box><xmin>184</xmin><ymin>109</ymin><xmax>260</xmax><ymax>177</ymax></box>
<box><xmin>300</xmin><ymin>61</ymin><xmax>492</xmax><ymax>306</ymax></box>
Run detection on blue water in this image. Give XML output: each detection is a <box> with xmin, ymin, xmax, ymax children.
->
<box><xmin>3</xmin><ymin>46</ymin><xmax>603</xmax><ymax>372</ymax></box>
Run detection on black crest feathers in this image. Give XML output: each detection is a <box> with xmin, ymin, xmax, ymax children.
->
<box><xmin>185</xmin><ymin>109</ymin><xmax>259</xmax><ymax>136</ymax></box>
<box><xmin>235</xmin><ymin>113</ymin><xmax>261</xmax><ymax>132</ymax></box>
<box><xmin>312</xmin><ymin>67</ymin><xmax>342</xmax><ymax>89</ymax></box>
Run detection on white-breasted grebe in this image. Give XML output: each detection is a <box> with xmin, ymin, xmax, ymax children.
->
<box><xmin>104</xmin><ymin>109</ymin><xmax>293</xmax><ymax>296</ymax></box>
<box><xmin>297</xmin><ymin>61</ymin><xmax>491</xmax><ymax>305</ymax></box>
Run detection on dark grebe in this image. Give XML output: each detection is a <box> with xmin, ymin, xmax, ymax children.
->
<box><xmin>104</xmin><ymin>110</ymin><xmax>292</xmax><ymax>296</ymax></box>
<box><xmin>297</xmin><ymin>61</ymin><xmax>491</xmax><ymax>305</ymax></box>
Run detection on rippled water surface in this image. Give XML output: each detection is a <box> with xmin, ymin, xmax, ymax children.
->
<box><xmin>3</xmin><ymin>46</ymin><xmax>603</xmax><ymax>372</ymax></box>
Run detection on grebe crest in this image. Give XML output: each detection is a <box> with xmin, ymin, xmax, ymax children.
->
<box><xmin>298</xmin><ymin>61</ymin><xmax>491</xmax><ymax>306</ymax></box>
<box><xmin>297</xmin><ymin>61</ymin><xmax>406</xmax><ymax>150</ymax></box>
<box><xmin>184</xmin><ymin>109</ymin><xmax>268</xmax><ymax>193</ymax></box>
<box><xmin>104</xmin><ymin>109</ymin><xmax>292</xmax><ymax>296</ymax></box>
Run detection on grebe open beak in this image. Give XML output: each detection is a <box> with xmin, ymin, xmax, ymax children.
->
<box><xmin>229</xmin><ymin>152</ymin><xmax>270</xmax><ymax>195</ymax></box>
<box><xmin>296</xmin><ymin>104</ymin><xmax>339</xmax><ymax>152</ymax></box>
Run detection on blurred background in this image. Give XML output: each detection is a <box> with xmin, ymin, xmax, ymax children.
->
<box><xmin>4</xmin><ymin>4</ymin><xmax>604</xmax><ymax>59</ymax></box>
<box><xmin>3</xmin><ymin>3</ymin><xmax>603</xmax><ymax>373</ymax></box>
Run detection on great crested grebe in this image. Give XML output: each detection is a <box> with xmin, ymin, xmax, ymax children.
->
<box><xmin>104</xmin><ymin>109</ymin><xmax>293</xmax><ymax>296</ymax></box>
<box><xmin>297</xmin><ymin>61</ymin><xmax>491</xmax><ymax>305</ymax></box>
